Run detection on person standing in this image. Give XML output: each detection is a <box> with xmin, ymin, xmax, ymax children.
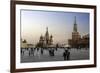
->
<box><xmin>66</xmin><ymin>51</ymin><xmax>70</xmax><ymax>60</ymax></box>
<box><xmin>41</xmin><ymin>48</ymin><xmax>43</xmax><ymax>55</ymax></box>
<box><xmin>63</xmin><ymin>51</ymin><xmax>67</xmax><ymax>60</ymax></box>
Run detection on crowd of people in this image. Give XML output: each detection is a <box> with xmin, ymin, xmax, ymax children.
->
<box><xmin>21</xmin><ymin>47</ymin><xmax>70</xmax><ymax>60</ymax></box>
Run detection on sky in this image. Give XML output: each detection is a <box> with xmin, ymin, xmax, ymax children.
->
<box><xmin>21</xmin><ymin>9</ymin><xmax>89</xmax><ymax>45</ymax></box>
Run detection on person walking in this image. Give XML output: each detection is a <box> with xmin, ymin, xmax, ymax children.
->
<box><xmin>66</xmin><ymin>51</ymin><xmax>70</xmax><ymax>60</ymax></box>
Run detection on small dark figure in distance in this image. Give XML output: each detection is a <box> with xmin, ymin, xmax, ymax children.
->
<box><xmin>41</xmin><ymin>49</ymin><xmax>43</xmax><ymax>55</ymax></box>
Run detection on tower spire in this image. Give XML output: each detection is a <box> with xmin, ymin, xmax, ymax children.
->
<box><xmin>75</xmin><ymin>16</ymin><xmax>76</xmax><ymax>24</ymax></box>
<box><xmin>73</xmin><ymin>16</ymin><xmax>77</xmax><ymax>32</ymax></box>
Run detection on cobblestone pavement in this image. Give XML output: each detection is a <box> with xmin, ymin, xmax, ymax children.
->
<box><xmin>21</xmin><ymin>48</ymin><xmax>89</xmax><ymax>63</ymax></box>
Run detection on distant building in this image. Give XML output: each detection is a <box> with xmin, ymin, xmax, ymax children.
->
<box><xmin>79</xmin><ymin>34</ymin><xmax>89</xmax><ymax>48</ymax></box>
<box><xmin>68</xmin><ymin>16</ymin><xmax>89</xmax><ymax>48</ymax></box>
<box><xmin>21</xmin><ymin>39</ymin><xmax>28</xmax><ymax>48</ymax></box>
<box><xmin>36</xmin><ymin>27</ymin><xmax>53</xmax><ymax>47</ymax></box>
<box><xmin>21</xmin><ymin>39</ymin><xmax>35</xmax><ymax>48</ymax></box>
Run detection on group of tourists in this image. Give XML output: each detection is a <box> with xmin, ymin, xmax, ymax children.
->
<box><xmin>21</xmin><ymin>47</ymin><xmax>70</xmax><ymax>60</ymax></box>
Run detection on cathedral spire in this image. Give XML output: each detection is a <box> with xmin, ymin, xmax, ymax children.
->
<box><xmin>45</xmin><ymin>27</ymin><xmax>49</xmax><ymax>45</ymax></box>
<box><xmin>45</xmin><ymin>27</ymin><xmax>49</xmax><ymax>39</ymax></box>
<box><xmin>46</xmin><ymin>27</ymin><xmax>49</xmax><ymax>36</ymax></box>
<box><xmin>46</xmin><ymin>27</ymin><xmax>48</xmax><ymax>32</ymax></box>
<box><xmin>73</xmin><ymin>16</ymin><xmax>77</xmax><ymax>32</ymax></box>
